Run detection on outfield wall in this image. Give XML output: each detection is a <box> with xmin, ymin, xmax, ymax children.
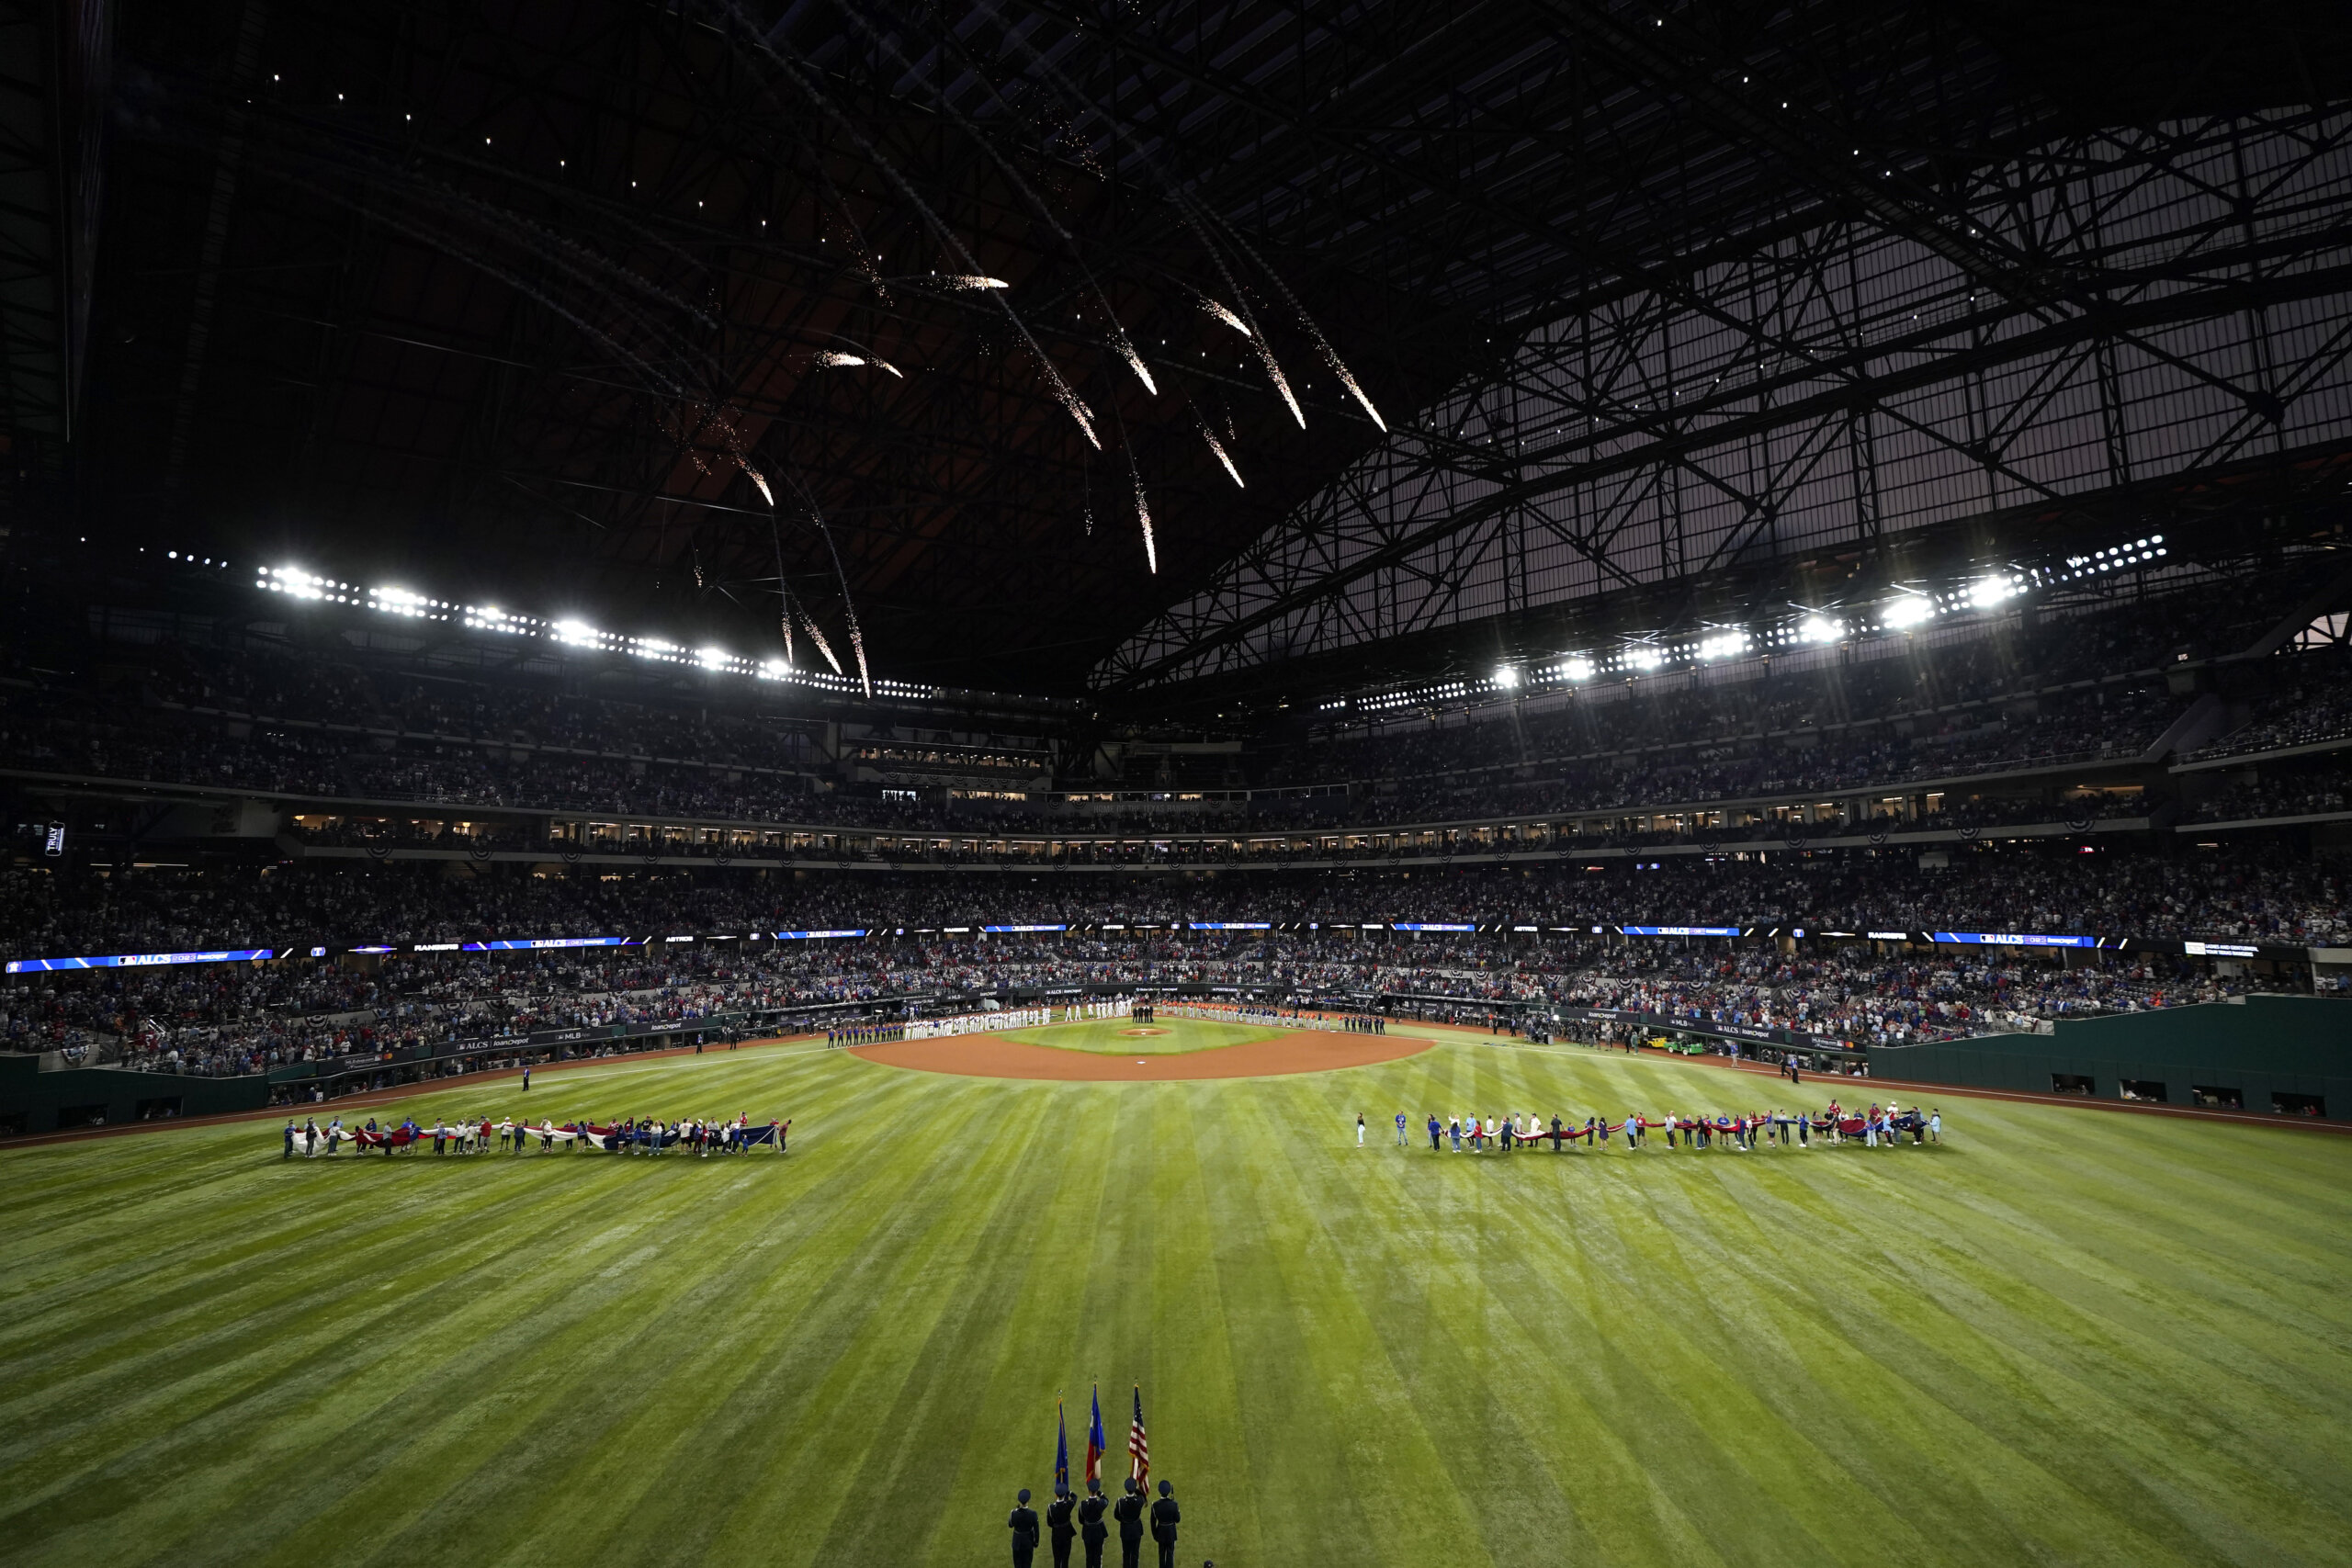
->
<box><xmin>1880</xmin><ymin>997</ymin><xmax>2350</xmax><ymax>1120</ymax></box>
<box><xmin>0</xmin><ymin>1053</ymin><xmax>271</xmax><ymax>1135</ymax></box>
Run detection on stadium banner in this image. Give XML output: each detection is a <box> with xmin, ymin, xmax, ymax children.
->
<box><xmin>6</xmin><ymin>947</ymin><xmax>274</xmax><ymax>974</ymax></box>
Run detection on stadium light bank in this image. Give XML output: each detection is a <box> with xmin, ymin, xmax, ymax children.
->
<box><xmin>1326</xmin><ymin>531</ymin><xmax>2168</xmax><ymax>717</ymax></box>
<box><xmin>253</xmin><ymin>565</ymin><xmax>937</xmax><ymax>701</ymax></box>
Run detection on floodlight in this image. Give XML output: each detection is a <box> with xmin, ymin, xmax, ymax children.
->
<box><xmin>554</xmin><ymin>619</ymin><xmax>599</xmax><ymax>647</ymax></box>
<box><xmin>697</xmin><ymin>646</ymin><xmax>729</xmax><ymax>670</ymax></box>
<box><xmin>1628</xmin><ymin>646</ymin><xmax>1665</xmax><ymax>670</ymax></box>
<box><xmin>1966</xmin><ymin>576</ymin><xmax>2018</xmax><ymax>611</ymax></box>
<box><xmin>1494</xmin><ymin>664</ymin><xmax>1521</xmax><ymax>688</ymax></box>
<box><xmin>1798</xmin><ymin>615</ymin><xmax>1842</xmax><ymax>644</ymax></box>
<box><xmin>1699</xmin><ymin>631</ymin><xmax>1748</xmax><ymax>661</ymax></box>
<box><xmin>1882</xmin><ymin>595</ymin><xmax>1933</xmax><ymax>629</ymax></box>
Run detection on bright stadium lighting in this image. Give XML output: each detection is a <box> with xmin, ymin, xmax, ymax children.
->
<box><xmin>1798</xmin><ymin>615</ymin><xmax>1843</xmax><ymax>644</ymax></box>
<box><xmin>1628</xmin><ymin>646</ymin><xmax>1665</xmax><ymax>671</ymax></box>
<box><xmin>1561</xmin><ymin>656</ymin><xmax>1595</xmax><ymax>682</ymax></box>
<box><xmin>1882</xmin><ymin>594</ymin><xmax>1933</xmax><ymax>629</ymax></box>
<box><xmin>1699</xmin><ymin>630</ymin><xmax>1749</xmax><ymax>661</ymax></box>
<box><xmin>554</xmin><ymin>619</ymin><xmax>599</xmax><ymax>647</ymax></box>
<box><xmin>1967</xmin><ymin>575</ymin><xmax>2020</xmax><ymax>611</ymax></box>
<box><xmin>371</xmin><ymin>585</ymin><xmax>429</xmax><ymax>616</ymax></box>
<box><xmin>697</xmin><ymin>646</ymin><xmax>729</xmax><ymax>670</ymax></box>
<box><xmin>1494</xmin><ymin>664</ymin><xmax>1521</xmax><ymax>688</ymax></box>
<box><xmin>759</xmin><ymin>659</ymin><xmax>789</xmax><ymax>679</ymax></box>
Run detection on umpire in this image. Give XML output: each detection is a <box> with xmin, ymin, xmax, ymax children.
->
<box><xmin>1078</xmin><ymin>1478</ymin><xmax>1109</xmax><ymax>1568</ymax></box>
<box><xmin>1149</xmin><ymin>1479</ymin><xmax>1181</xmax><ymax>1568</ymax></box>
<box><xmin>1114</xmin><ymin>1477</ymin><xmax>1146</xmax><ymax>1568</ymax></box>
<box><xmin>1046</xmin><ymin>1483</ymin><xmax>1077</xmax><ymax>1568</ymax></box>
<box><xmin>1009</xmin><ymin>1487</ymin><xmax>1041</xmax><ymax>1568</ymax></box>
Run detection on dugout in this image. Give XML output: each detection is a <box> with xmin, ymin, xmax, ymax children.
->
<box><xmin>1876</xmin><ymin>996</ymin><xmax>2350</xmax><ymax>1120</ymax></box>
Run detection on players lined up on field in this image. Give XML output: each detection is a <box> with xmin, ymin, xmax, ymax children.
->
<box><xmin>280</xmin><ymin>1111</ymin><xmax>786</xmax><ymax>1157</ymax></box>
<box><xmin>1360</xmin><ymin>1105</ymin><xmax>1942</xmax><ymax>1152</ymax></box>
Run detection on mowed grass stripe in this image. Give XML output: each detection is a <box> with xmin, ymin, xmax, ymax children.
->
<box><xmin>6</xmin><ymin>1039</ymin><xmax>2352</xmax><ymax>1567</ymax></box>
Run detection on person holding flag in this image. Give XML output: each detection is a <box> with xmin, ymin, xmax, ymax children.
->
<box><xmin>1048</xmin><ymin>1398</ymin><xmax>1077</xmax><ymax>1568</ymax></box>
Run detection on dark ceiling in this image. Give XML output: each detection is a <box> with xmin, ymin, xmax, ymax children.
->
<box><xmin>12</xmin><ymin>0</ymin><xmax>2352</xmax><ymax>695</ymax></box>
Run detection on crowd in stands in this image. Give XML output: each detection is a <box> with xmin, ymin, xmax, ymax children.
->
<box><xmin>2</xmin><ymin>846</ymin><xmax>2338</xmax><ymax>1075</ymax></box>
<box><xmin>2189</xmin><ymin>761</ymin><xmax>2352</xmax><ymax>823</ymax></box>
<box><xmin>2184</xmin><ymin>648</ymin><xmax>2352</xmax><ymax>761</ymax></box>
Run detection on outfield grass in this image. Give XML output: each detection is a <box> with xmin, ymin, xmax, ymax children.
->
<box><xmin>4</xmin><ymin>1032</ymin><xmax>2350</xmax><ymax>1568</ymax></box>
<box><xmin>997</xmin><ymin>1017</ymin><xmax>1286</xmax><ymax>1054</ymax></box>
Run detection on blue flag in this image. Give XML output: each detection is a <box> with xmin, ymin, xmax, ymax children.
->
<box><xmin>1055</xmin><ymin>1397</ymin><xmax>1070</xmax><ymax>1495</ymax></box>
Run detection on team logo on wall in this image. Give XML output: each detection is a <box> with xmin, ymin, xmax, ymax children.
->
<box><xmin>468</xmin><ymin>840</ymin><xmax>492</xmax><ymax>861</ymax></box>
<box><xmin>365</xmin><ymin>840</ymin><xmax>391</xmax><ymax>861</ymax></box>
<box><xmin>1957</xmin><ymin>823</ymin><xmax>1982</xmax><ymax>840</ymax></box>
<box><xmin>560</xmin><ymin>847</ymin><xmax>582</xmax><ymax>864</ymax></box>
<box><xmin>1869</xmin><ymin>831</ymin><xmax>1889</xmax><ymax>846</ymax></box>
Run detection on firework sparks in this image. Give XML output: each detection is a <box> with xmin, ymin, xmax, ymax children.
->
<box><xmin>1193</xmin><ymin>409</ymin><xmax>1244</xmax><ymax>487</ymax></box>
<box><xmin>1135</xmin><ymin>478</ymin><xmax>1157</xmax><ymax>574</ymax></box>
<box><xmin>813</xmin><ymin>351</ymin><xmax>865</xmax><ymax>367</ymax></box>
<box><xmin>1119</xmin><ymin>339</ymin><xmax>1158</xmax><ymax>395</ymax></box>
<box><xmin>1250</xmin><ymin>335</ymin><xmax>1306</xmax><ymax>429</ymax></box>
<box><xmin>1200</xmin><ymin>297</ymin><xmax>1253</xmax><ymax>337</ymax></box>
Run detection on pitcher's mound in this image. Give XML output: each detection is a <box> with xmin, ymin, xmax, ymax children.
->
<box><xmin>1117</xmin><ymin>1026</ymin><xmax>1170</xmax><ymax>1038</ymax></box>
<box><xmin>851</xmin><ymin>1028</ymin><xmax>1433</xmax><ymax>1081</ymax></box>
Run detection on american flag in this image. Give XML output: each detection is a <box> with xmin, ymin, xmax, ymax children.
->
<box><xmin>1127</xmin><ymin>1385</ymin><xmax>1149</xmax><ymax>1490</ymax></box>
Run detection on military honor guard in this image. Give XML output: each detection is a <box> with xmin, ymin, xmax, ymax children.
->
<box><xmin>1009</xmin><ymin>1488</ymin><xmax>1041</xmax><ymax>1568</ymax></box>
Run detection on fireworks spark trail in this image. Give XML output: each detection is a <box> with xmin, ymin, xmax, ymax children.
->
<box><xmin>1165</xmin><ymin>189</ymin><xmax>1303</xmax><ymax>428</ymax></box>
<box><xmin>969</xmin><ymin>2</ymin><xmax>1302</xmax><ymax>429</ymax></box>
<box><xmin>1191</xmin><ymin>403</ymin><xmax>1245</xmax><ymax>487</ymax></box>
<box><xmin>1134</xmin><ymin>468</ymin><xmax>1157</xmax><ymax>573</ymax></box>
<box><xmin>711</xmin><ymin>0</ymin><xmax>1100</xmax><ymax>449</ymax></box>
<box><xmin>1197</xmin><ymin>294</ymin><xmax>1253</xmax><ymax>337</ymax></box>
<box><xmin>835</xmin><ymin>0</ymin><xmax>1158</xmax><ymax>397</ymax></box>
<box><xmin>1189</xmin><ymin>200</ymin><xmax>1387</xmax><ymax>431</ymax></box>
<box><xmin>813</xmin><ymin>351</ymin><xmax>866</xmax><ymax>367</ymax></box>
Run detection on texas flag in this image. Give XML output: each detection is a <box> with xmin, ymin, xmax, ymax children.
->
<box><xmin>1085</xmin><ymin>1384</ymin><xmax>1106</xmax><ymax>1485</ymax></box>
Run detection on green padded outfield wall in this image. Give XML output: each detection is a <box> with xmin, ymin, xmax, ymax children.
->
<box><xmin>1881</xmin><ymin>996</ymin><xmax>2352</xmax><ymax>1119</ymax></box>
<box><xmin>0</xmin><ymin>1053</ymin><xmax>271</xmax><ymax>1134</ymax></box>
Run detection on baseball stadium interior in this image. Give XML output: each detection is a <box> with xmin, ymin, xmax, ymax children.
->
<box><xmin>6</xmin><ymin>2</ymin><xmax>2352</xmax><ymax>1565</ymax></box>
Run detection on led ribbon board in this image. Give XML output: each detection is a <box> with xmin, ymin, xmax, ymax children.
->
<box><xmin>6</xmin><ymin>948</ymin><xmax>274</xmax><ymax>974</ymax></box>
<box><xmin>461</xmin><ymin>937</ymin><xmax>638</xmax><ymax>952</ymax></box>
<box><xmin>1392</xmin><ymin>922</ymin><xmax>1475</xmax><ymax>932</ymax></box>
<box><xmin>981</xmin><ymin>924</ymin><xmax>1068</xmax><ymax>933</ymax></box>
<box><xmin>1618</xmin><ymin>925</ymin><xmax>1742</xmax><ymax>938</ymax></box>
<box><xmin>773</xmin><ymin>930</ymin><xmax>868</xmax><ymax>941</ymax></box>
<box><xmin>1187</xmin><ymin>921</ymin><xmax>1272</xmax><ymax>930</ymax></box>
<box><xmin>1929</xmin><ymin>931</ymin><xmax>2096</xmax><ymax>948</ymax></box>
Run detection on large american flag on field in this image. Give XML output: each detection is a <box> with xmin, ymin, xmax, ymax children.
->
<box><xmin>1127</xmin><ymin>1386</ymin><xmax>1149</xmax><ymax>1490</ymax></box>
